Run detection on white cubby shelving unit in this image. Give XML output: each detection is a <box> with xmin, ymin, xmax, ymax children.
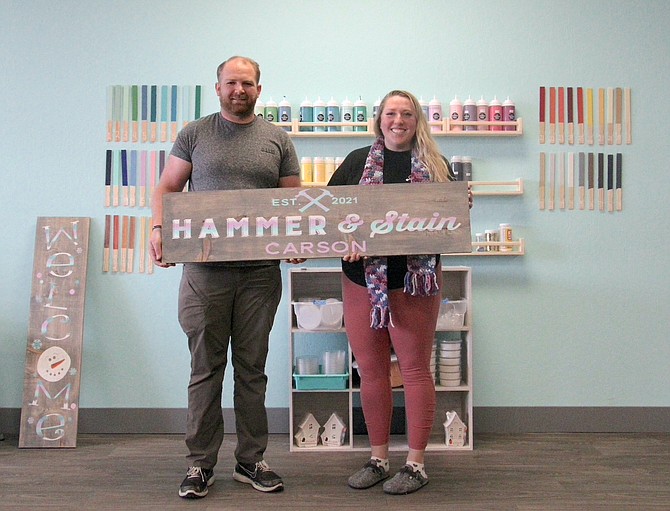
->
<box><xmin>288</xmin><ymin>265</ymin><xmax>473</xmax><ymax>453</ymax></box>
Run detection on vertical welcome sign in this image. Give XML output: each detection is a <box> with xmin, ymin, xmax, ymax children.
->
<box><xmin>19</xmin><ymin>218</ymin><xmax>90</xmax><ymax>448</ymax></box>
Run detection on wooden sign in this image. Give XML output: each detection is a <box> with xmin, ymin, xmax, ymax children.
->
<box><xmin>162</xmin><ymin>182</ymin><xmax>471</xmax><ymax>263</ymax></box>
<box><xmin>19</xmin><ymin>218</ymin><xmax>90</xmax><ymax>448</ymax></box>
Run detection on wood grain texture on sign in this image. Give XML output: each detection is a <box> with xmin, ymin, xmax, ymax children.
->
<box><xmin>19</xmin><ymin>217</ymin><xmax>90</xmax><ymax>448</ymax></box>
<box><xmin>162</xmin><ymin>182</ymin><xmax>471</xmax><ymax>263</ymax></box>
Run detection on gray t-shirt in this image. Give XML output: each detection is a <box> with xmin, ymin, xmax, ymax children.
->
<box><xmin>170</xmin><ymin>112</ymin><xmax>300</xmax><ymax>266</ymax></box>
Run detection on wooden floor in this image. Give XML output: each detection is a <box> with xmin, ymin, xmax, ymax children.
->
<box><xmin>1</xmin><ymin>433</ymin><xmax>669</xmax><ymax>510</ymax></box>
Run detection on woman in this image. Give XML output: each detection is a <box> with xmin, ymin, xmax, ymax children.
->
<box><xmin>328</xmin><ymin>90</ymin><xmax>464</xmax><ymax>495</ymax></box>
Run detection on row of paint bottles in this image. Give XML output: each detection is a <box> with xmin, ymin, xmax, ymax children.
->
<box><xmin>448</xmin><ymin>96</ymin><xmax>516</xmax><ymax>132</ymax></box>
<box><xmin>450</xmin><ymin>156</ymin><xmax>473</xmax><ymax>181</ymax></box>
<box><xmin>300</xmin><ymin>156</ymin><xmax>345</xmax><ymax>183</ymax></box>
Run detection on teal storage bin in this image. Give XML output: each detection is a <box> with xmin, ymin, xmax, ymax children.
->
<box><xmin>293</xmin><ymin>373</ymin><xmax>349</xmax><ymax>390</ymax></box>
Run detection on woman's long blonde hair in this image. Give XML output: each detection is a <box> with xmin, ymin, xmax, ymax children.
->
<box><xmin>374</xmin><ymin>90</ymin><xmax>452</xmax><ymax>182</ymax></box>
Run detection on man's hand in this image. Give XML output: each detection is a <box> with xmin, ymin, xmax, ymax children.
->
<box><xmin>149</xmin><ymin>227</ymin><xmax>175</xmax><ymax>268</ymax></box>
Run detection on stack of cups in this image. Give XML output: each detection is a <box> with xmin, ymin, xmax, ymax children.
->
<box><xmin>323</xmin><ymin>350</ymin><xmax>346</xmax><ymax>375</ymax></box>
<box><xmin>295</xmin><ymin>356</ymin><xmax>319</xmax><ymax>375</ymax></box>
<box><xmin>437</xmin><ymin>340</ymin><xmax>461</xmax><ymax>387</ymax></box>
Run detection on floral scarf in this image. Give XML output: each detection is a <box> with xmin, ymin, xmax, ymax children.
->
<box><xmin>360</xmin><ymin>137</ymin><xmax>439</xmax><ymax>329</ymax></box>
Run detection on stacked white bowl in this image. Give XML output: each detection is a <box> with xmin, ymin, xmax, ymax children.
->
<box><xmin>437</xmin><ymin>339</ymin><xmax>462</xmax><ymax>387</ymax></box>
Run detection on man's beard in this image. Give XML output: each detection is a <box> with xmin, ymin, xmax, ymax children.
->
<box><xmin>221</xmin><ymin>97</ymin><xmax>255</xmax><ymax>118</ymax></box>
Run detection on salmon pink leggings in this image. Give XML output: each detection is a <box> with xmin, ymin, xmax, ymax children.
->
<box><xmin>342</xmin><ymin>272</ymin><xmax>440</xmax><ymax>450</ymax></box>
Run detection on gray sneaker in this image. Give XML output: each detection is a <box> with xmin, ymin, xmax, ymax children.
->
<box><xmin>348</xmin><ymin>459</ymin><xmax>389</xmax><ymax>489</ymax></box>
<box><xmin>382</xmin><ymin>464</ymin><xmax>428</xmax><ymax>495</ymax></box>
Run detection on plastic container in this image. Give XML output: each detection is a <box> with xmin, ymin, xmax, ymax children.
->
<box><xmin>488</xmin><ymin>96</ymin><xmax>503</xmax><ymax>131</ymax></box>
<box><xmin>463</xmin><ymin>96</ymin><xmax>477</xmax><ymax>131</ymax></box>
<box><xmin>295</xmin><ymin>356</ymin><xmax>319</xmax><ymax>375</ymax></box>
<box><xmin>462</xmin><ymin>156</ymin><xmax>472</xmax><ymax>181</ymax></box>
<box><xmin>264</xmin><ymin>97</ymin><xmax>278</xmax><ymax>123</ymax></box>
<box><xmin>323</xmin><ymin>350</ymin><xmax>346</xmax><ymax>374</ymax></box>
<box><xmin>436</xmin><ymin>299</ymin><xmax>467</xmax><ymax>329</ymax></box>
<box><xmin>502</xmin><ymin>96</ymin><xmax>516</xmax><ymax>131</ymax></box>
<box><xmin>326</xmin><ymin>97</ymin><xmax>340</xmax><ymax>132</ymax></box>
<box><xmin>299</xmin><ymin>97</ymin><xmax>313</xmax><ymax>132</ymax></box>
<box><xmin>300</xmin><ymin>156</ymin><xmax>313</xmax><ymax>183</ymax></box>
<box><xmin>429</xmin><ymin>96</ymin><xmax>443</xmax><ymax>132</ymax></box>
<box><xmin>499</xmin><ymin>223</ymin><xmax>513</xmax><ymax>252</ymax></box>
<box><xmin>476</xmin><ymin>96</ymin><xmax>489</xmax><ymax>131</ymax></box>
<box><xmin>255</xmin><ymin>97</ymin><xmax>265</xmax><ymax>118</ymax></box>
<box><xmin>293</xmin><ymin>373</ymin><xmax>349</xmax><ymax>390</ymax></box>
<box><xmin>353</xmin><ymin>96</ymin><xmax>367</xmax><ymax>131</ymax></box>
<box><xmin>293</xmin><ymin>298</ymin><xmax>343</xmax><ymax>330</ymax></box>
<box><xmin>449</xmin><ymin>95</ymin><xmax>463</xmax><ymax>131</ymax></box>
<box><xmin>341</xmin><ymin>97</ymin><xmax>353</xmax><ymax>132</ymax></box>
<box><xmin>313</xmin><ymin>97</ymin><xmax>326</xmax><ymax>131</ymax></box>
<box><xmin>451</xmin><ymin>156</ymin><xmax>463</xmax><ymax>181</ymax></box>
<box><xmin>278</xmin><ymin>96</ymin><xmax>291</xmax><ymax>130</ymax></box>
<box><xmin>312</xmin><ymin>157</ymin><xmax>326</xmax><ymax>184</ymax></box>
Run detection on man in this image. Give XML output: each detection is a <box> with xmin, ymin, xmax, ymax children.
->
<box><xmin>150</xmin><ymin>56</ymin><xmax>301</xmax><ymax>499</ymax></box>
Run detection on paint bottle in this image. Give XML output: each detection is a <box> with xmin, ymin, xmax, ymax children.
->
<box><xmin>476</xmin><ymin>96</ymin><xmax>488</xmax><ymax>131</ymax></box>
<box><xmin>255</xmin><ymin>97</ymin><xmax>265</xmax><ymax>118</ymax></box>
<box><xmin>463</xmin><ymin>96</ymin><xmax>477</xmax><ymax>131</ymax></box>
<box><xmin>449</xmin><ymin>95</ymin><xmax>463</xmax><ymax>132</ymax></box>
<box><xmin>326</xmin><ymin>97</ymin><xmax>341</xmax><ymax>132</ymax></box>
<box><xmin>419</xmin><ymin>96</ymin><xmax>429</xmax><ymax>119</ymax></box>
<box><xmin>488</xmin><ymin>96</ymin><xmax>503</xmax><ymax>131</ymax></box>
<box><xmin>429</xmin><ymin>96</ymin><xmax>443</xmax><ymax>132</ymax></box>
<box><xmin>340</xmin><ymin>97</ymin><xmax>354</xmax><ymax>132</ymax></box>
<box><xmin>313</xmin><ymin>97</ymin><xmax>326</xmax><ymax>132</ymax></box>
<box><xmin>451</xmin><ymin>155</ymin><xmax>463</xmax><ymax>181</ymax></box>
<box><xmin>462</xmin><ymin>156</ymin><xmax>472</xmax><ymax>181</ymax></box>
<box><xmin>300</xmin><ymin>156</ymin><xmax>313</xmax><ymax>183</ymax></box>
<box><xmin>485</xmin><ymin>229</ymin><xmax>499</xmax><ymax>251</ymax></box>
<box><xmin>325</xmin><ymin>157</ymin><xmax>336</xmax><ymax>181</ymax></box>
<box><xmin>499</xmin><ymin>223</ymin><xmax>513</xmax><ymax>252</ymax></box>
<box><xmin>278</xmin><ymin>96</ymin><xmax>292</xmax><ymax>131</ymax></box>
<box><xmin>475</xmin><ymin>233</ymin><xmax>486</xmax><ymax>252</ymax></box>
<box><xmin>372</xmin><ymin>97</ymin><xmax>382</xmax><ymax>119</ymax></box>
<box><xmin>353</xmin><ymin>96</ymin><xmax>367</xmax><ymax>132</ymax></box>
<box><xmin>502</xmin><ymin>96</ymin><xmax>516</xmax><ymax>131</ymax></box>
<box><xmin>264</xmin><ymin>97</ymin><xmax>278</xmax><ymax>123</ymax></box>
<box><xmin>313</xmin><ymin>156</ymin><xmax>326</xmax><ymax>183</ymax></box>
<box><xmin>299</xmin><ymin>97</ymin><xmax>313</xmax><ymax>132</ymax></box>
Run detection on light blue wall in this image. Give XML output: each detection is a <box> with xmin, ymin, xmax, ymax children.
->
<box><xmin>2</xmin><ymin>0</ymin><xmax>669</xmax><ymax>411</ymax></box>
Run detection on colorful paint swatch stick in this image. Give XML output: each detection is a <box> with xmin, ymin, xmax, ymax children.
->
<box><xmin>141</xmin><ymin>85</ymin><xmax>149</xmax><ymax>142</ymax></box>
<box><xmin>625</xmin><ymin>88</ymin><xmax>632</xmax><ymax>144</ymax></box>
<box><xmin>105</xmin><ymin>149</ymin><xmax>112</xmax><ymax>207</ymax></box>
<box><xmin>587</xmin><ymin>88</ymin><xmax>594</xmax><ymax>145</ymax></box>
<box><xmin>607</xmin><ymin>154</ymin><xmax>614</xmax><ymax>212</ymax></box>
<box><xmin>139</xmin><ymin>216</ymin><xmax>146</xmax><ymax>274</ymax></box>
<box><xmin>598</xmin><ymin>88</ymin><xmax>605</xmax><ymax>146</ymax></box>
<box><xmin>122</xmin><ymin>85</ymin><xmax>130</xmax><ymax>142</ymax></box>
<box><xmin>588</xmin><ymin>152</ymin><xmax>595</xmax><ymax>210</ymax></box>
<box><xmin>607</xmin><ymin>88</ymin><xmax>614</xmax><ymax>145</ymax></box>
<box><xmin>160</xmin><ymin>85</ymin><xmax>169</xmax><ymax>142</ymax></box>
<box><xmin>615</xmin><ymin>87</ymin><xmax>623</xmax><ymax>145</ymax></box>
<box><xmin>598</xmin><ymin>153</ymin><xmax>605</xmax><ymax>211</ymax></box>
<box><xmin>549</xmin><ymin>152</ymin><xmax>556</xmax><ymax>210</ymax></box>
<box><xmin>106</xmin><ymin>86</ymin><xmax>114</xmax><ymax>142</ymax></box>
<box><xmin>121</xmin><ymin>149</ymin><xmax>129</xmax><ymax>206</ymax></box>
<box><xmin>195</xmin><ymin>85</ymin><xmax>202</xmax><ymax>120</ymax></box>
<box><xmin>577</xmin><ymin>87</ymin><xmax>584</xmax><ymax>144</ymax></box>
<box><xmin>549</xmin><ymin>87</ymin><xmax>556</xmax><ymax>144</ymax></box>
<box><xmin>171</xmin><ymin>85</ymin><xmax>178</xmax><ymax>142</ymax></box>
<box><xmin>103</xmin><ymin>214</ymin><xmax>111</xmax><ymax>272</ymax></box>
<box><xmin>578</xmin><ymin>152</ymin><xmax>585</xmax><ymax>210</ymax></box>
<box><xmin>129</xmin><ymin>150</ymin><xmax>137</xmax><ymax>207</ymax></box>
<box><xmin>128</xmin><ymin>216</ymin><xmax>136</xmax><ymax>273</ymax></box>
<box><xmin>150</xmin><ymin>85</ymin><xmax>158</xmax><ymax>142</ymax></box>
<box><xmin>559</xmin><ymin>152</ymin><xmax>565</xmax><ymax>209</ymax></box>
<box><xmin>182</xmin><ymin>85</ymin><xmax>191</xmax><ymax>128</ymax></box>
<box><xmin>539</xmin><ymin>152</ymin><xmax>546</xmax><ymax>210</ymax></box>
<box><xmin>539</xmin><ymin>87</ymin><xmax>546</xmax><ymax>144</ymax></box>
<box><xmin>558</xmin><ymin>87</ymin><xmax>565</xmax><ymax>144</ymax></box>
<box><xmin>616</xmin><ymin>153</ymin><xmax>623</xmax><ymax>210</ymax></box>
<box><xmin>139</xmin><ymin>150</ymin><xmax>147</xmax><ymax>208</ymax></box>
<box><xmin>115</xmin><ymin>85</ymin><xmax>123</xmax><ymax>142</ymax></box>
<box><xmin>113</xmin><ymin>150</ymin><xmax>120</xmax><ymax>207</ymax></box>
<box><xmin>568</xmin><ymin>152</ymin><xmax>575</xmax><ymax>210</ymax></box>
<box><xmin>131</xmin><ymin>85</ymin><xmax>139</xmax><ymax>143</ymax></box>
<box><xmin>567</xmin><ymin>87</ymin><xmax>574</xmax><ymax>145</ymax></box>
<box><xmin>121</xmin><ymin>215</ymin><xmax>129</xmax><ymax>272</ymax></box>
<box><xmin>113</xmin><ymin>214</ymin><xmax>120</xmax><ymax>272</ymax></box>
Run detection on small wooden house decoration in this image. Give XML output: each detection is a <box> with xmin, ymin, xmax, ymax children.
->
<box><xmin>320</xmin><ymin>412</ymin><xmax>347</xmax><ymax>447</ymax></box>
<box><xmin>443</xmin><ymin>411</ymin><xmax>467</xmax><ymax>448</ymax></box>
<box><xmin>294</xmin><ymin>412</ymin><xmax>320</xmax><ymax>448</ymax></box>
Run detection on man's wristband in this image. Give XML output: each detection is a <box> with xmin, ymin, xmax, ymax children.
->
<box><xmin>152</xmin><ymin>225</ymin><xmax>162</xmax><ymax>231</ymax></box>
